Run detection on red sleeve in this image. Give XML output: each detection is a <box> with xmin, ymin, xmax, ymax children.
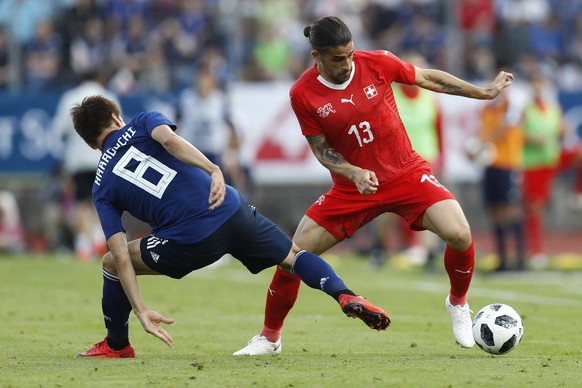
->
<box><xmin>374</xmin><ymin>50</ymin><xmax>416</xmax><ymax>85</ymax></box>
<box><xmin>289</xmin><ymin>88</ymin><xmax>323</xmax><ymax>137</ymax></box>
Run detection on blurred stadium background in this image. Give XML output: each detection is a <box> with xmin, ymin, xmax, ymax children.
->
<box><xmin>1</xmin><ymin>0</ymin><xmax>581</xmax><ymax>261</ymax></box>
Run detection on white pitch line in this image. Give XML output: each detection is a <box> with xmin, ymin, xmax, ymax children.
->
<box><xmin>399</xmin><ymin>279</ymin><xmax>582</xmax><ymax>308</ymax></box>
<box><xmin>188</xmin><ymin>266</ymin><xmax>582</xmax><ymax>307</ymax></box>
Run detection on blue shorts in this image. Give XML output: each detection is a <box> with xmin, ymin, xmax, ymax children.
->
<box><xmin>140</xmin><ymin>197</ymin><xmax>292</xmax><ymax>279</ymax></box>
<box><xmin>483</xmin><ymin>166</ymin><xmax>521</xmax><ymax>205</ymax></box>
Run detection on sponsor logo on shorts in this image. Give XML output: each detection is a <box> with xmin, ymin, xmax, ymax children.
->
<box><xmin>420</xmin><ymin>173</ymin><xmax>449</xmax><ymax>192</ymax></box>
<box><xmin>150</xmin><ymin>252</ymin><xmax>160</xmax><ymax>263</ymax></box>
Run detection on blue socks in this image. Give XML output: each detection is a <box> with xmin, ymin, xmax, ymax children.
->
<box><xmin>290</xmin><ymin>250</ymin><xmax>354</xmax><ymax>300</ymax></box>
<box><xmin>102</xmin><ymin>269</ymin><xmax>131</xmax><ymax>348</ymax></box>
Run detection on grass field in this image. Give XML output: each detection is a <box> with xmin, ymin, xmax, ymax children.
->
<box><xmin>1</xmin><ymin>253</ymin><xmax>581</xmax><ymax>387</ymax></box>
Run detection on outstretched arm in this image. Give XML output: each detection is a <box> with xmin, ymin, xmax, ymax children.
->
<box><xmin>107</xmin><ymin>232</ymin><xmax>175</xmax><ymax>346</ymax></box>
<box><xmin>151</xmin><ymin>124</ymin><xmax>226</xmax><ymax>210</ymax></box>
<box><xmin>415</xmin><ymin>67</ymin><xmax>514</xmax><ymax>100</ymax></box>
<box><xmin>306</xmin><ymin>134</ymin><xmax>378</xmax><ymax>195</ymax></box>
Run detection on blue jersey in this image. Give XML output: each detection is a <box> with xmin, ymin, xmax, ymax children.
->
<box><xmin>92</xmin><ymin>111</ymin><xmax>240</xmax><ymax>244</ymax></box>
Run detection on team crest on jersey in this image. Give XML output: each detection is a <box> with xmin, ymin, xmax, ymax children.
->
<box><xmin>317</xmin><ymin>103</ymin><xmax>336</xmax><ymax>118</ymax></box>
<box><xmin>364</xmin><ymin>84</ymin><xmax>378</xmax><ymax>99</ymax></box>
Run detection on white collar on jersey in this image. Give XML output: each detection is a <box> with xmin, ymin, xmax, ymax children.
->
<box><xmin>317</xmin><ymin>62</ymin><xmax>356</xmax><ymax>90</ymax></box>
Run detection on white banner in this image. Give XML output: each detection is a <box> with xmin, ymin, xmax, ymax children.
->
<box><xmin>231</xmin><ymin>82</ymin><xmax>492</xmax><ymax>184</ymax></box>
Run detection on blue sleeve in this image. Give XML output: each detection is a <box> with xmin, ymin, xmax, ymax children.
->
<box><xmin>135</xmin><ymin>112</ymin><xmax>177</xmax><ymax>136</ymax></box>
<box><xmin>94</xmin><ymin>195</ymin><xmax>125</xmax><ymax>240</ymax></box>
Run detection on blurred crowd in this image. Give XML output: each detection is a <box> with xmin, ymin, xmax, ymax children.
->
<box><xmin>2</xmin><ymin>0</ymin><xmax>582</xmax><ymax>267</ymax></box>
<box><xmin>1</xmin><ymin>0</ymin><xmax>582</xmax><ymax>95</ymax></box>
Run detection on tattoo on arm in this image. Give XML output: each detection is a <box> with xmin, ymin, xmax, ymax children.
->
<box><xmin>306</xmin><ymin>135</ymin><xmax>347</xmax><ymax>166</ymax></box>
<box><xmin>321</xmin><ymin>147</ymin><xmax>346</xmax><ymax>166</ymax></box>
<box><xmin>306</xmin><ymin>134</ymin><xmax>325</xmax><ymax>145</ymax></box>
<box><xmin>436</xmin><ymin>80</ymin><xmax>462</xmax><ymax>95</ymax></box>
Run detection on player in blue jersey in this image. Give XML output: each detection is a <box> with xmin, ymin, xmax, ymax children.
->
<box><xmin>70</xmin><ymin>95</ymin><xmax>389</xmax><ymax>358</ymax></box>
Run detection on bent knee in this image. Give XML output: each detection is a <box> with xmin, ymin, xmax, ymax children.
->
<box><xmin>278</xmin><ymin>243</ymin><xmax>303</xmax><ymax>272</ymax></box>
<box><xmin>102</xmin><ymin>252</ymin><xmax>116</xmax><ymax>275</ymax></box>
<box><xmin>444</xmin><ymin>228</ymin><xmax>472</xmax><ymax>251</ymax></box>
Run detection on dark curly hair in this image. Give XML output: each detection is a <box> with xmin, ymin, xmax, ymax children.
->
<box><xmin>303</xmin><ymin>16</ymin><xmax>352</xmax><ymax>53</ymax></box>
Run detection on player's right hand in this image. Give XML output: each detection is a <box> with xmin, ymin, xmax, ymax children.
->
<box><xmin>353</xmin><ymin>169</ymin><xmax>379</xmax><ymax>195</ymax></box>
<box><xmin>136</xmin><ymin>309</ymin><xmax>175</xmax><ymax>346</ymax></box>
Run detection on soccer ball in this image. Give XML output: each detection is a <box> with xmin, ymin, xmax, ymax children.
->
<box><xmin>472</xmin><ymin>303</ymin><xmax>524</xmax><ymax>355</ymax></box>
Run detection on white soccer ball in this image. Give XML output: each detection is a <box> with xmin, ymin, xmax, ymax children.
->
<box><xmin>472</xmin><ymin>303</ymin><xmax>524</xmax><ymax>355</ymax></box>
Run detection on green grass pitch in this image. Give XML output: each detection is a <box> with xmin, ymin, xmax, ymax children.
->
<box><xmin>1</xmin><ymin>253</ymin><xmax>581</xmax><ymax>387</ymax></box>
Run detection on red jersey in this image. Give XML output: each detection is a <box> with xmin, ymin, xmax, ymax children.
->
<box><xmin>290</xmin><ymin>50</ymin><xmax>427</xmax><ymax>187</ymax></box>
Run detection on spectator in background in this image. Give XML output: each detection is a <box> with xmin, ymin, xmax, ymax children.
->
<box><xmin>0</xmin><ymin>190</ymin><xmax>25</xmax><ymax>253</ymax></box>
<box><xmin>177</xmin><ymin>65</ymin><xmax>250</xmax><ymax>196</ymax></box>
<box><xmin>476</xmin><ymin>78</ymin><xmax>526</xmax><ymax>272</ymax></box>
<box><xmin>103</xmin><ymin>0</ymin><xmax>149</xmax><ymax>35</ymax></box>
<box><xmin>231</xmin><ymin>15</ymin><xmax>262</xmax><ymax>81</ymax></box>
<box><xmin>252</xmin><ymin>23</ymin><xmax>292</xmax><ymax>81</ymax></box>
<box><xmin>251</xmin><ymin>0</ymin><xmax>296</xmax><ymax>81</ymax></box>
<box><xmin>52</xmin><ymin>69</ymin><xmax>120</xmax><ymax>261</ymax></box>
<box><xmin>109</xmin><ymin>15</ymin><xmax>149</xmax><ymax>95</ymax></box>
<box><xmin>369</xmin><ymin>52</ymin><xmax>444</xmax><ymax>271</ymax></box>
<box><xmin>150</xmin><ymin>16</ymin><xmax>184</xmax><ymax>87</ymax></box>
<box><xmin>521</xmin><ymin>70</ymin><xmax>565</xmax><ymax>269</ymax></box>
<box><xmin>398</xmin><ymin>12</ymin><xmax>446</xmax><ymax>70</ymax></box>
<box><xmin>56</xmin><ymin>0</ymin><xmax>105</xmax><ymax>84</ymax></box>
<box><xmin>0</xmin><ymin>24</ymin><xmax>10</xmax><ymax>90</ymax></box>
<box><xmin>0</xmin><ymin>0</ymin><xmax>53</xmax><ymax>46</ymax></box>
<box><xmin>38</xmin><ymin>166</ymin><xmax>74</xmax><ymax>253</ymax></box>
<box><xmin>69</xmin><ymin>16</ymin><xmax>110</xmax><ymax>79</ymax></box>
<box><xmin>174</xmin><ymin>0</ymin><xmax>223</xmax><ymax>88</ymax></box>
<box><xmin>23</xmin><ymin>19</ymin><xmax>63</xmax><ymax>90</ymax></box>
<box><xmin>527</xmin><ymin>12</ymin><xmax>565</xmax><ymax>64</ymax></box>
<box><xmin>136</xmin><ymin>42</ymin><xmax>172</xmax><ymax>94</ymax></box>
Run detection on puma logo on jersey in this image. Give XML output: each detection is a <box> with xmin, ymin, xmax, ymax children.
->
<box><xmin>317</xmin><ymin>103</ymin><xmax>336</xmax><ymax>118</ymax></box>
<box><xmin>341</xmin><ymin>94</ymin><xmax>355</xmax><ymax>105</ymax></box>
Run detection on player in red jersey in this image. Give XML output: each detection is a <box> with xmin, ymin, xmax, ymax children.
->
<box><xmin>234</xmin><ymin>16</ymin><xmax>514</xmax><ymax>355</ymax></box>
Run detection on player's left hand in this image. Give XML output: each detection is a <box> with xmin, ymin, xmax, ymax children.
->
<box><xmin>209</xmin><ymin>169</ymin><xmax>226</xmax><ymax>210</ymax></box>
<box><xmin>486</xmin><ymin>71</ymin><xmax>514</xmax><ymax>99</ymax></box>
<box><xmin>135</xmin><ymin>309</ymin><xmax>175</xmax><ymax>346</ymax></box>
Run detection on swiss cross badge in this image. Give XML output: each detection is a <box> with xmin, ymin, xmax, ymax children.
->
<box><xmin>363</xmin><ymin>84</ymin><xmax>378</xmax><ymax>99</ymax></box>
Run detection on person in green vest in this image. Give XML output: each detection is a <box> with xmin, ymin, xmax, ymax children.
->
<box><xmin>369</xmin><ymin>52</ymin><xmax>442</xmax><ymax>271</ymax></box>
<box><xmin>521</xmin><ymin>71</ymin><xmax>565</xmax><ymax>269</ymax></box>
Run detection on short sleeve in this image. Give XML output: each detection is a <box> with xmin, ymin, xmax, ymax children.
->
<box><xmin>376</xmin><ymin>50</ymin><xmax>416</xmax><ymax>85</ymax></box>
<box><xmin>289</xmin><ymin>91</ymin><xmax>323</xmax><ymax>137</ymax></box>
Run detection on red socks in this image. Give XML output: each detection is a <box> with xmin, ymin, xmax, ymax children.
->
<box><xmin>444</xmin><ymin>241</ymin><xmax>474</xmax><ymax>306</ymax></box>
<box><xmin>259</xmin><ymin>266</ymin><xmax>301</xmax><ymax>343</ymax></box>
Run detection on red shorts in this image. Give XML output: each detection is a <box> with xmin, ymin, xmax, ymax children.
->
<box><xmin>522</xmin><ymin>167</ymin><xmax>555</xmax><ymax>203</ymax></box>
<box><xmin>306</xmin><ymin>166</ymin><xmax>456</xmax><ymax>241</ymax></box>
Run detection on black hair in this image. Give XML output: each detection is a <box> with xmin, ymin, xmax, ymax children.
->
<box><xmin>303</xmin><ymin>16</ymin><xmax>352</xmax><ymax>53</ymax></box>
